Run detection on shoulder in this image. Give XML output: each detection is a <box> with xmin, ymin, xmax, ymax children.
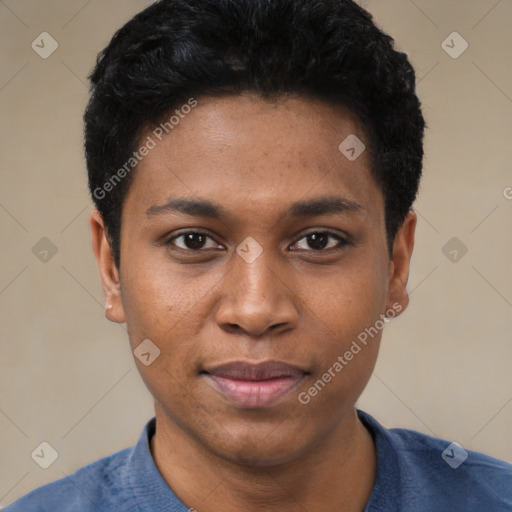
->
<box><xmin>2</xmin><ymin>446</ymin><xmax>136</xmax><ymax>512</ymax></box>
<box><xmin>395</xmin><ymin>427</ymin><xmax>511</xmax><ymax>508</ymax></box>
<box><xmin>359</xmin><ymin>410</ymin><xmax>512</xmax><ymax>511</ymax></box>
<box><xmin>389</xmin><ymin>422</ymin><xmax>512</xmax><ymax>476</ymax></box>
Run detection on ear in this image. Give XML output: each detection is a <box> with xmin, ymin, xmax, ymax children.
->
<box><xmin>90</xmin><ymin>210</ymin><xmax>126</xmax><ymax>323</ymax></box>
<box><xmin>386</xmin><ymin>210</ymin><xmax>416</xmax><ymax>315</ymax></box>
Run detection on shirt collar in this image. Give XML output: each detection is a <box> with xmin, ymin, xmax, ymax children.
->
<box><xmin>126</xmin><ymin>411</ymin><xmax>404</xmax><ymax>511</ymax></box>
<box><xmin>126</xmin><ymin>417</ymin><xmax>189</xmax><ymax>511</ymax></box>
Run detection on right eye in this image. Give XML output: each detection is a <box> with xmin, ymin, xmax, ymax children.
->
<box><xmin>166</xmin><ymin>231</ymin><xmax>223</xmax><ymax>251</ymax></box>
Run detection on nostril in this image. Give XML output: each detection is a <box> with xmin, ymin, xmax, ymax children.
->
<box><xmin>222</xmin><ymin>323</ymin><xmax>243</xmax><ymax>335</ymax></box>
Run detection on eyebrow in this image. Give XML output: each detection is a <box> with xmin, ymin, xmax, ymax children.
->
<box><xmin>287</xmin><ymin>196</ymin><xmax>363</xmax><ymax>217</ymax></box>
<box><xmin>146</xmin><ymin>195</ymin><xmax>364</xmax><ymax>219</ymax></box>
<box><xmin>146</xmin><ymin>197</ymin><xmax>227</xmax><ymax>218</ymax></box>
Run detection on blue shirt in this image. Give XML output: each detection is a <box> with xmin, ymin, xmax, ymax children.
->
<box><xmin>4</xmin><ymin>410</ymin><xmax>511</xmax><ymax>511</ymax></box>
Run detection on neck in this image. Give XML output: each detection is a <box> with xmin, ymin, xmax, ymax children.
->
<box><xmin>150</xmin><ymin>406</ymin><xmax>376</xmax><ymax>512</ymax></box>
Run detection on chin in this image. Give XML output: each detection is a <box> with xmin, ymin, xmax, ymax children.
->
<box><xmin>198</xmin><ymin>419</ymin><xmax>315</xmax><ymax>468</ymax></box>
<box><xmin>214</xmin><ymin>442</ymin><xmax>301</xmax><ymax>468</ymax></box>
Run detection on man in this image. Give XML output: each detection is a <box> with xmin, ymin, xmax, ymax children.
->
<box><xmin>6</xmin><ymin>0</ymin><xmax>511</xmax><ymax>510</ymax></box>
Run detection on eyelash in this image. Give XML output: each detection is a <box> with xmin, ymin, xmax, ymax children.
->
<box><xmin>165</xmin><ymin>230</ymin><xmax>350</xmax><ymax>253</ymax></box>
<box><xmin>291</xmin><ymin>231</ymin><xmax>349</xmax><ymax>251</ymax></box>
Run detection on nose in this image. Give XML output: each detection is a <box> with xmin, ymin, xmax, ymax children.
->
<box><xmin>215</xmin><ymin>249</ymin><xmax>299</xmax><ymax>338</ymax></box>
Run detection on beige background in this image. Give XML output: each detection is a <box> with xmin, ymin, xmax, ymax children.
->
<box><xmin>1</xmin><ymin>0</ymin><xmax>511</xmax><ymax>506</ymax></box>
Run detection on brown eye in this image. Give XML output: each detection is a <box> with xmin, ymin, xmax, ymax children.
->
<box><xmin>292</xmin><ymin>231</ymin><xmax>348</xmax><ymax>251</ymax></box>
<box><xmin>305</xmin><ymin>232</ymin><xmax>329</xmax><ymax>250</ymax></box>
<box><xmin>168</xmin><ymin>232</ymin><xmax>221</xmax><ymax>251</ymax></box>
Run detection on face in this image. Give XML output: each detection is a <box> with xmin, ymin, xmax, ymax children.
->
<box><xmin>91</xmin><ymin>93</ymin><xmax>415</xmax><ymax>466</ymax></box>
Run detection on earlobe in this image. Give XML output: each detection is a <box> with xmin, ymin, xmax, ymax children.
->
<box><xmin>386</xmin><ymin>210</ymin><xmax>416</xmax><ymax>316</ymax></box>
<box><xmin>89</xmin><ymin>210</ymin><xmax>126</xmax><ymax>324</ymax></box>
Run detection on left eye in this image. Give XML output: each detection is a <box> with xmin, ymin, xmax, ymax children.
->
<box><xmin>291</xmin><ymin>232</ymin><xmax>347</xmax><ymax>251</ymax></box>
<box><xmin>169</xmin><ymin>232</ymin><xmax>221</xmax><ymax>251</ymax></box>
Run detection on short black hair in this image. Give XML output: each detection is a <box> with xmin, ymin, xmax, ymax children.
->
<box><xmin>84</xmin><ymin>0</ymin><xmax>425</xmax><ymax>268</ymax></box>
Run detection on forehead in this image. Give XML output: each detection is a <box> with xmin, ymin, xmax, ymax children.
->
<box><xmin>123</xmin><ymin>93</ymin><xmax>384</xmax><ymax>225</ymax></box>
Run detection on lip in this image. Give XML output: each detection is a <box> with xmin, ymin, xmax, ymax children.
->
<box><xmin>202</xmin><ymin>361</ymin><xmax>307</xmax><ymax>408</ymax></box>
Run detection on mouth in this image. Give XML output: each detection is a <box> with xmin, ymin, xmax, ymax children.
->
<box><xmin>201</xmin><ymin>360</ymin><xmax>308</xmax><ymax>408</ymax></box>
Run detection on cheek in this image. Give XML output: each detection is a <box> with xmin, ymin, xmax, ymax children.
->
<box><xmin>120</xmin><ymin>254</ymin><xmax>210</xmax><ymax>339</ymax></box>
<box><xmin>301</xmin><ymin>259</ymin><xmax>388</xmax><ymax>341</ymax></box>
<box><xmin>119</xmin><ymin>257</ymin><xmax>223</xmax><ymax>390</ymax></box>
<box><xmin>297</xmin><ymin>257</ymin><xmax>387</xmax><ymax>395</ymax></box>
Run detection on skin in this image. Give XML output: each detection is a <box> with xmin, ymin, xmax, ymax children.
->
<box><xmin>90</xmin><ymin>93</ymin><xmax>416</xmax><ymax>512</ymax></box>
